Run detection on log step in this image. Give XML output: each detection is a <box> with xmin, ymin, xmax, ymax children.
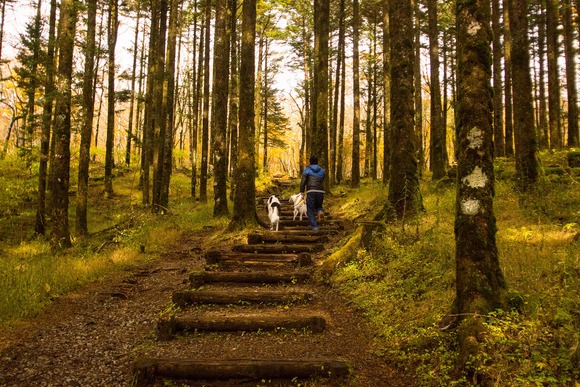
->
<box><xmin>189</xmin><ymin>270</ymin><xmax>311</xmax><ymax>287</ymax></box>
<box><xmin>281</xmin><ymin>219</ymin><xmax>342</xmax><ymax>227</ymax></box>
<box><xmin>232</xmin><ymin>244</ymin><xmax>324</xmax><ymax>254</ymax></box>
<box><xmin>172</xmin><ymin>290</ymin><xmax>313</xmax><ymax>307</ymax></box>
<box><xmin>157</xmin><ymin>314</ymin><xmax>327</xmax><ymax>339</ymax></box>
<box><xmin>247</xmin><ymin>232</ymin><xmax>329</xmax><ymax>245</ymax></box>
<box><xmin>133</xmin><ymin>358</ymin><xmax>351</xmax><ymax>385</ymax></box>
<box><xmin>205</xmin><ymin>251</ymin><xmax>312</xmax><ymax>266</ymax></box>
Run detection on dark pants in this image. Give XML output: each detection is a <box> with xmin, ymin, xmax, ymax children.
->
<box><xmin>306</xmin><ymin>192</ymin><xmax>324</xmax><ymax>230</ymax></box>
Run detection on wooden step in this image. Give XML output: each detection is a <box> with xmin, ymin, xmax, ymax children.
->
<box><xmin>205</xmin><ymin>251</ymin><xmax>312</xmax><ymax>266</ymax></box>
<box><xmin>189</xmin><ymin>270</ymin><xmax>311</xmax><ymax>287</ymax></box>
<box><xmin>232</xmin><ymin>244</ymin><xmax>324</xmax><ymax>254</ymax></box>
<box><xmin>266</xmin><ymin>229</ymin><xmax>340</xmax><ymax>236</ymax></box>
<box><xmin>247</xmin><ymin>232</ymin><xmax>329</xmax><ymax>245</ymax></box>
<box><xmin>133</xmin><ymin>358</ymin><xmax>351</xmax><ymax>385</ymax></box>
<box><xmin>157</xmin><ymin>314</ymin><xmax>327</xmax><ymax>339</ymax></box>
<box><xmin>172</xmin><ymin>290</ymin><xmax>313</xmax><ymax>307</ymax></box>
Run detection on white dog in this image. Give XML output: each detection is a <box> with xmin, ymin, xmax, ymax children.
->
<box><xmin>267</xmin><ymin>195</ymin><xmax>281</xmax><ymax>231</ymax></box>
<box><xmin>289</xmin><ymin>192</ymin><xmax>307</xmax><ymax>221</ymax></box>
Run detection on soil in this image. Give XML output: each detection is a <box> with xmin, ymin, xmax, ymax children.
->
<box><xmin>0</xmin><ymin>225</ymin><xmax>406</xmax><ymax>386</ymax></box>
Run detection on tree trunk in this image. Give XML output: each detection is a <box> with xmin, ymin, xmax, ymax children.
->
<box><xmin>427</xmin><ymin>0</ymin><xmax>446</xmax><ymax>180</ymax></box>
<box><xmin>382</xmin><ymin>0</ymin><xmax>390</xmax><ymax>185</ymax></box>
<box><xmin>503</xmin><ymin>0</ymin><xmax>514</xmax><ymax>157</ymax></box>
<box><xmin>191</xmin><ymin>9</ymin><xmax>204</xmax><ymax>200</ymax></box>
<box><xmin>492</xmin><ymin>0</ymin><xmax>505</xmax><ymax>157</ymax></box>
<box><xmin>563</xmin><ymin>0</ymin><xmax>579</xmax><ymax>147</ymax></box>
<box><xmin>227</xmin><ymin>0</ymin><xmax>238</xmax><ymax>199</ymax></box>
<box><xmin>229</xmin><ymin>0</ymin><xmax>257</xmax><ymax>229</ymax></box>
<box><xmin>34</xmin><ymin>0</ymin><xmax>57</xmax><ymax>235</ymax></box>
<box><xmin>125</xmin><ymin>2</ymin><xmax>142</xmax><ymax>166</ymax></box>
<box><xmin>510</xmin><ymin>0</ymin><xmax>540</xmax><ymax>192</ymax></box>
<box><xmin>199</xmin><ymin>0</ymin><xmax>211</xmax><ymax>203</ymax></box>
<box><xmin>330</xmin><ymin>0</ymin><xmax>344</xmax><ymax>185</ymax></box>
<box><xmin>546</xmin><ymin>0</ymin><xmax>562</xmax><ymax>149</ymax></box>
<box><xmin>50</xmin><ymin>0</ymin><xmax>77</xmax><ymax>249</ymax></box>
<box><xmin>313</xmin><ymin>0</ymin><xmax>329</xmax><ymax>189</ymax></box>
<box><xmin>76</xmin><ymin>0</ymin><xmax>97</xmax><ymax>236</ymax></box>
<box><xmin>387</xmin><ymin>0</ymin><xmax>421</xmax><ymax>218</ymax></box>
<box><xmin>537</xmin><ymin>4</ymin><xmax>549</xmax><ymax>149</ymax></box>
<box><xmin>414</xmin><ymin>0</ymin><xmax>423</xmax><ymax>174</ymax></box>
<box><xmin>104</xmin><ymin>0</ymin><xmax>118</xmax><ymax>197</ymax></box>
<box><xmin>351</xmin><ymin>0</ymin><xmax>360</xmax><ymax>188</ymax></box>
<box><xmin>454</xmin><ymin>0</ymin><xmax>507</xmax><ymax>367</ymax></box>
<box><xmin>159</xmin><ymin>0</ymin><xmax>178</xmax><ymax>211</ymax></box>
<box><xmin>212</xmin><ymin>0</ymin><xmax>230</xmax><ymax>216</ymax></box>
<box><xmin>336</xmin><ymin>22</ymin><xmax>346</xmax><ymax>183</ymax></box>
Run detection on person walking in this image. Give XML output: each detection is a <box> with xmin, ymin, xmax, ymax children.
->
<box><xmin>300</xmin><ymin>155</ymin><xmax>325</xmax><ymax>230</ymax></box>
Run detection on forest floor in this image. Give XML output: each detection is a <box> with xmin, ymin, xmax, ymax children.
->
<box><xmin>0</xmin><ymin>212</ymin><xmax>405</xmax><ymax>386</ymax></box>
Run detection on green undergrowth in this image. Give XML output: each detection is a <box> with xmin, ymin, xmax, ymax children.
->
<box><xmin>0</xmin><ymin>156</ymin><xmax>230</xmax><ymax>326</ymax></box>
<box><xmin>325</xmin><ymin>156</ymin><xmax>580</xmax><ymax>386</ymax></box>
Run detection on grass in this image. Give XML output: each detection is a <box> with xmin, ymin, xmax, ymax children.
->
<box><xmin>326</xmin><ymin>152</ymin><xmax>580</xmax><ymax>386</ymax></box>
<box><xmin>0</xmin><ymin>156</ymin><xmax>225</xmax><ymax>326</ymax></box>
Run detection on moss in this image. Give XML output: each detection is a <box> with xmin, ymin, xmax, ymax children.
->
<box><xmin>317</xmin><ymin>227</ymin><xmax>363</xmax><ymax>281</ymax></box>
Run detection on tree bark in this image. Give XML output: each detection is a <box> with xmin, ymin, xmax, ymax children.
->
<box><xmin>503</xmin><ymin>0</ymin><xmax>514</xmax><ymax>157</ymax></box>
<box><xmin>510</xmin><ymin>0</ymin><xmax>540</xmax><ymax>192</ymax></box>
<box><xmin>212</xmin><ymin>0</ymin><xmax>230</xmax><ymax>216</ymax></box>
<box><xmin>454</xmin><ymin>0</ymin><xmax>507</xmax><ymax>365</ymax></box>
<box><xmin>50</xmin><ymin>0</ymin><xmax>77</xmax><ymax>249</ymax></box>
<box><xmin>427</xmin><ymin>0</ymin><xmax>446</xmax><ymax>180</ymax></box>
<box><xmin>537</xmin><ymin>4</ymin><xmax>549</xmax><ymax>149</ymax></box>
<box><xmin>546</xmin><ymin>0</ymin><xmax>562</xmax><ymax>149</ymax></box>
<box><xmin>563</xmin><ymin>0</ymin><xmax>579</xmax><ymax>147</ymax></box>
<box><xmin>76</xmin><ymin>0</ymin><xmax>97</xmax><ymax>236</ymax></box>
<box><xmin>492</xmin><ymin>0</ymin><xmax>505</xmax><ymax>157</ymax></box>
<box><xmin>387</xmin><ymin>0</ymin><xmax>421</xmax><ymax>218</ymax></box>
<box><xmin>229</xmin><ymin>0</ymin><xmax>257</xmax><ymax>229</ymax></box>
<box><xmin>125</xmin><ymin>2</ymin><xmax>142</xmax><ymax>166</ymax></box>
<box><xmin>104</xmin><ymin>0</ymin><xmax>118</xmax><ymax>197</ymax></box>
<box><xmin>383</xmin><ymin>0</ymin><xmax>390</xmax><ymax>185</ymax></box>
<box><xmin>351</xmin><ymin>0</ymin><xmax>361</xmax><ymax>188</ymax></box>
<box><xmin>199</xmin><ymin>0</ymin><xmax>211</xmax><ymax>203</ymax></box>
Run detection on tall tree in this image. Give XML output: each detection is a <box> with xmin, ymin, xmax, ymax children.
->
<box><xmin>312</xmin><ymin>0</ymin><xmax>329</xmax><ymax>184</ymax></box>
<box><xmin>212</xmin><ymin>0</ymin><xmax>230</xmax><ymax>216</ymax></box>
<box><xmin>227</xmin><ymin>0</ymin><xmax>239</xmax><ymax>197</ymax></box>
<box><xmin>34</xmin><ymin>0</ymin><xmax>57</xmax><ymax>235</ymax></box>
<box><xmin>230</xmin><ymin>0</ymin><xmax>257</xmax><ymax>229</ymax></box>
<box><xmin>199</xmin><ymin>0</ymin><xmax>211</xmax><ymax>203</ymax></box>
<box><xmin>510</xmin><ymin>0</ymin><xmax>540</xmax><ymax>191</ymax></box>
<box><xmin>76</xmin><ymin>0</ymin><xmax>97</xmax><ymax>236</ymax></box>
<box><xmin>427</xmin><ymin>0</ymin><xmax>446</xmax><ymax>180</ymax></box>
<box><xmin>503</xmin><ymin>0</ymin><xmax>514</xmax><ymax>156</ymax></box>
<box><xmin>382</xmin><ymin>0</ymin><xmax>390</xmax><ymax>185</ymax></box>
<box><xmin>351</xmin><ymin>0</ymin><xmax>361</xmax><ymax>188</ymax></box>
<box><xmin>387</xmin><ymin>0</ymin><xmax>421</xmax><ymax>218</ymax></box>
<box><xmin>454</xmin><ymin>0</ymin><xmax>507</xmax><ymax>364</ymax></box>
<box><xmin>191</xmin><ymin>4</ymin><xmax>204</xmax><ymax>199</ymax></box>
<box><xmin>491</xmin><ymin>0</ymin><xmax>505</xmax><ymax>157</ymax></box>
<box><xmin>50</xmin><ymin>0</ymin><xmax>77</xmax><ymax>248</ymax></box>
<box><xmin>330</xmin><ymin>0</ymin><xmax>345</xmax><ymax>185</ymax></box>
<box><xmin>546</xmin><ymin>0</ymin><xmax>562</xmax><ymax>149</ymax></box>
<box><xmin>537</xmin><ymin>3</ymin><xmax>549</xmax><ymax>149</ymax></box>
<box><xmin>104</xmin><ymin>0</ymin><xmax>119</xmax><ymax>196</ymax></box>
<box><xmin>414</xmin><ymin>0</ymin><xmax>423</xmax><ymax>173</ymax></box>
<box><xmin>563</xmin><ymin>0</ymin><xmax>579</xmax><ymax>147</ymax></box>
<box><xmin>125</xmin><ymin>1</ymin><xmax>143</xmax><ymax>166</ymax></box>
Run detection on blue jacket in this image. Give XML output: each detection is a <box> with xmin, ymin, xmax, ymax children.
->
<box><xmin>300</xmin><ymin>164</ymin><xmax>325</xmax><ymax>193</ymax></box>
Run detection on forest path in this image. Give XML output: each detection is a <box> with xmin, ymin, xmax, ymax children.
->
<box><xmin>0</xmin><ymin>196</ymin><xmax>403</xmax><ymax>386</ymax></box>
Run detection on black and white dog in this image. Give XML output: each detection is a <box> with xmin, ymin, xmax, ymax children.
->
<box><xmin>267</xmin><ymin>195</ymin><xmax>281</xmax><ymax>231</ymax></box>
<box><xmin>289</xmin><ymin>192</ymin><xmax>307</xmax><ymax>221</ymax></box>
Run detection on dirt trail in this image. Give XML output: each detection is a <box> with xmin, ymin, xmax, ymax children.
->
<box><xmin>0</xmin><ymin>205</ymin><xmax>404</xmax><ymax>386</ymax></box>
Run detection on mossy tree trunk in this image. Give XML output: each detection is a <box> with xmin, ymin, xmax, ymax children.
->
<box><xmin>382</xmin><ymin>0</ymin><xmax>390</xmax><ymax>185</ymax></box>
<box><xmin>76</xmin><ymin>0</ymin><xmax>97</xmax><ymax>236</ymax></box>
<box><xmin>503</xmin><ymin>0</ymin><xmax>514</xmax><ymax>157</ymax></box>
<box><xmin>50</xmin><ymin>0</ymin><xmax>77</xmax><ymax>249</ymax></box>
<box><xmin>563</xmin><ymin>0</ymin><xmax>579</xmax><ymax>147</ymax></box>
<box><xmin>387</xmin><ymin>0</ymin><xmax>421</xmax><ymax>218</ymax></box>
<box><xmin>313</xmin><ymin>0</ymin><xmax>329</xmax><ymax>189</ymax></box>
<box><xmin>427</xmin><ymin>0</ymin><xmax>446</xmax><ymax>180</ymax></box>
<box><xmin>351</xmin><ymin>0</ymin><xmax>360</xmax><ymax>188</ymax></box>
<box><xmin>491</xmin><ymin>0</ymin><xmax>504</xmax><ymax>157</ymax></box>
<box><xmin>546</xmin><ymin>0</ymin><xmax>562</xmax><ymax>150</ymax></box>
<box><xmin>230</xmin><ymin>0</ymin><xmax>257</xmax><ymax>230</ymax></box>
<box><xmin>199</xmin><ymin>0</ymin><xmax>211</xmax><ymax>203</ymax></box>
<box><xmin>509</xmin><ymin>0</ymin><xmax>540</xmax><ymax>192</ymax></box>
<box><xmin>455</xmin><ymin>0</ymin><xmax>507</xmax><ymax>369</ymax></box>
<box><xmin>212</xmin><ymin>0</ymin><xmax>230</xmax><ymax>216</ymax></box>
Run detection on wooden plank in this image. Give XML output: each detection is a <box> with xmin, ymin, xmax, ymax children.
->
<box><xmin>157</xmin><ymin>315</ymin><xmax>327</xmax><ymax>339</ymax></box>
<box><xmin>189</xmin><ymin>271</ymin><xmax>311</xmax><ymax>287</ymax></box>
<box><xmin>232</xmin><ymin>244</ymin><xmax>324</xmax><ymax>254</ymax></box>
<box><xmin>205</xmin><ymin>251</ymin><xmax>312</xmax><ymax>266</ymax></box>
<box><xmin>172</xmin><ymin>290</ymin><xmax>313</xmax><ymax>307</ymax></box>
<box><xmin>247</xmin><ymin>233</ymin><xmax>329</xmax><ymax>245</ymax></box>
<box><xmin>133</xmin><ymin>358</ymin><xmax>351</xmax><ymax>385</ymax></box>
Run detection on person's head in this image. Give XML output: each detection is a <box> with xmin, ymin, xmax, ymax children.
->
<box><xmin>309</xmin><ymin>155</ymin><xmax>318</xmax><ymax>165</ymax></box>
